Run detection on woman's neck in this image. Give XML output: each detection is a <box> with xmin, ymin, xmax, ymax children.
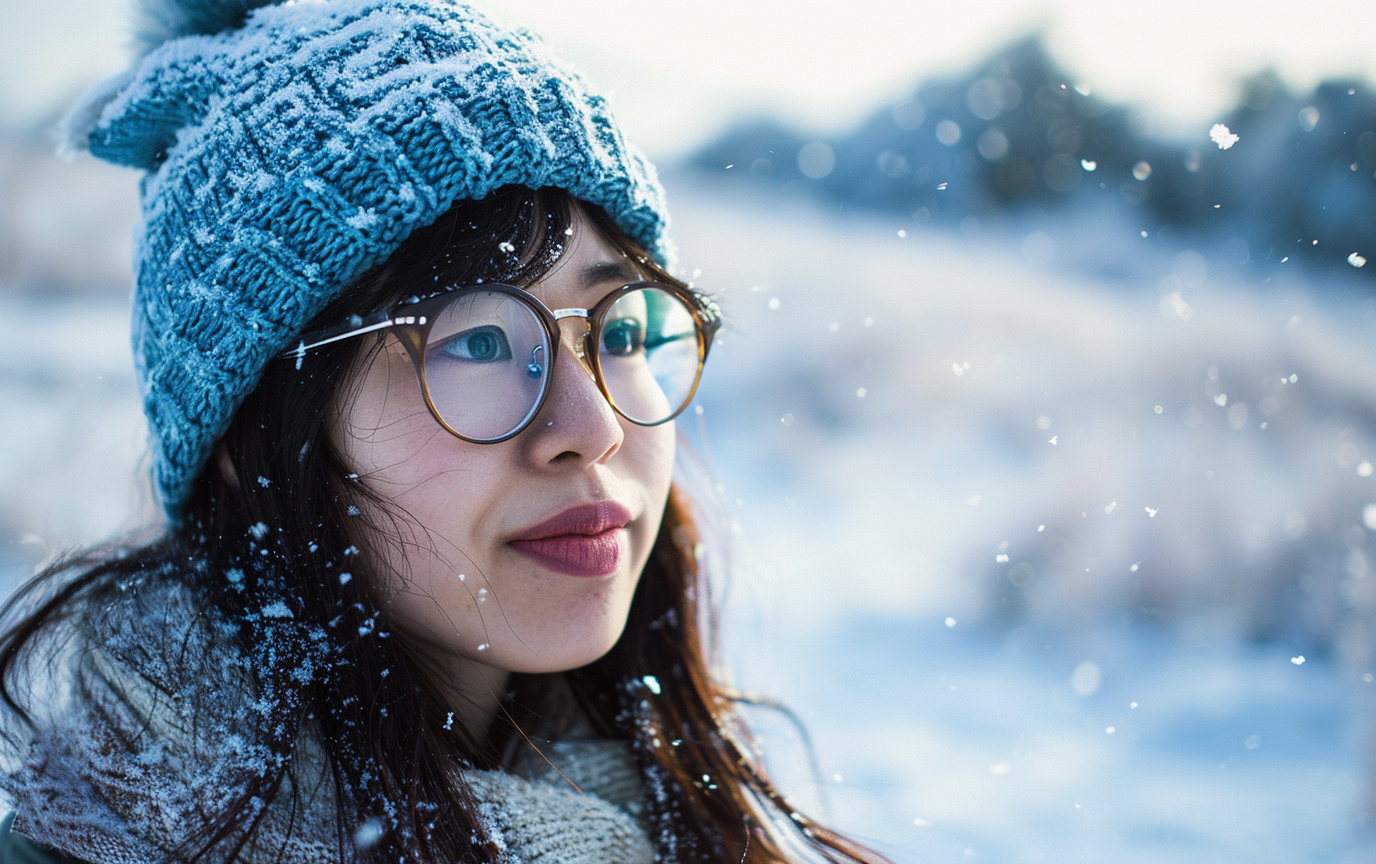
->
<box><xmin>405</xmin><ymin>639</ymin><xmax>512</xmax><ymax>739</ymax></box>
<box><xmin>447</xmin><ymin>658</ymin><xmax>512</xmax><ymax>739</ymax></box>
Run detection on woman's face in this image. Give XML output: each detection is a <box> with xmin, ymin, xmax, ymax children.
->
<box><xmin>332</xmin><ymin>214</ymin><xmax>677</xmax><ymax>687</ymax></box>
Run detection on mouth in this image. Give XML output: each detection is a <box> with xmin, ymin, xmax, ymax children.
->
<box><xmin>508</xmin><ymin>501</ymin><xmax>633</xmax><ymax>578</ymax></box>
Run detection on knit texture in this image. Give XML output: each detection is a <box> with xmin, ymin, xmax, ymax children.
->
<box><xmin>3</xmin><ymin>577</ymin><xmax>654</xmax><ymax>864</ymax></box>
<box><xmin>66</xmin><ymin>0</ymin><xmax>671</xmax><ymax>517</ymax></box>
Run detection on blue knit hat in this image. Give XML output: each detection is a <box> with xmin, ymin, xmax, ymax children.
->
<box><xmin>64</xmin><ymin>0</ymin><xmax>672</xmax><ymax>519</ymax></box>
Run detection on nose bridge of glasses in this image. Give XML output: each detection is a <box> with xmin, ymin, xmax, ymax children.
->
<box><xmin>552</xmin><ymin>308</ymin><xmax>594</xmax><ymax>363</ymax></box>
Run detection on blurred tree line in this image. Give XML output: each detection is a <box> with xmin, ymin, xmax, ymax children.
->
<box><xmin>692</xmin><ymin>35</ymin><xmax>1376</xmax><ymax>280</ymax></box>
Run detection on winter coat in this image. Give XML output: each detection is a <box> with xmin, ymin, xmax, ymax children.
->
<box><xmin>0</xmin><ymin>575</ymin><xmax>653</xmax><ymax>864</ymax></box>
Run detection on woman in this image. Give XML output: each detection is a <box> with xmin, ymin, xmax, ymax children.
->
<box><xmin>0</xmin><ymin>1</ymin><xmax>890</xmax><ymax>862</ymax></box>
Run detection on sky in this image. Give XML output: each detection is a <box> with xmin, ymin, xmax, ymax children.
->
<box><xmin>4</xmin><ymin>0</ymin><xmax>1376</xmax><ymax>159</ymax></box>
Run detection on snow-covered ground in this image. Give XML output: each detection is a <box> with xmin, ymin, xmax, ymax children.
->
<box><xmin>4</xmin><ymin>170</ymin><xmax>1376</xmax><ymax>860</ymax></box>
<box><xmin>739</xmin><ymin>619</ymin><xmax>1364</xmax><ymax>863</ymax></box>
<box><xmin>669</xmin><ymin>179</ymin><xmax>1376</xmax><ymax>861</ymax></box>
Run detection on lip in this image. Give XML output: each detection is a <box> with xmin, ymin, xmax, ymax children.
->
<box><xmin>508</xmin><ymin>501</ymin><xmax>633</xmax><ymax>578</ymax></box>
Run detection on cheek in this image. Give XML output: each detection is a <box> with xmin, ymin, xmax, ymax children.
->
<box><xmin>334</xmin><ymin>343</ymin><xmax>440</xmax><ymax>487</ymax></box>
<box><xmin>329</xmin><ymin>342</ymin><xmax>502</xmax><ymax>593</ymax></box>
<box><xmin>621</xmin><ymin>419</ymin><xmax>677</xmax><ymax>566</ymax></box>
<box><xmin>333</xmin><ymin>341</ymin><xmax>505</xmax><ymax>507</ymax></box>
<box><xmin>627</xmin><ymin>419</ymin><xmax>677</xmax><ymax>498</ymax></box>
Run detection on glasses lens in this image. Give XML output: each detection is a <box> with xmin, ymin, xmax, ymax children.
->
<box><xmin>597</xmin><ymin>286</ymin><xmax>702</xmax><ymax>424</ymax></box>
<box><xmin>422</xmin><ymin>291</ymin><xmax>551</xmax><ymax>440</ymax></box>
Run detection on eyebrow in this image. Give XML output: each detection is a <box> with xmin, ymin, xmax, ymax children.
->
<box><xmin>580</xmin><ymin>260</ymin><xmax>640</xmax><ymax>291</ymax></box>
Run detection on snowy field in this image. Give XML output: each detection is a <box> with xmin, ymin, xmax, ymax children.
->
<box><xmin>671</xmin><ymin>179</ymin><xmax>1376</xmax><ymax>862</ymax></box>
<box><xmin>5</xmin><ymin>172</ymin><xmax>1376</xmax><ymax>861</ymax></box>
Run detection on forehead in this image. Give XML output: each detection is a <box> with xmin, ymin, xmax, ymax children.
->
<box><xmin>524</xmin><ymin>213</ymin><xmax>642</xmax><ymax>306</ymax></box>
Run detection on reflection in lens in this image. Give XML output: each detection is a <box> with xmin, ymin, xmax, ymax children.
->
<box><xmin>436</xmin><ymin>325</ymin><xmax>512</xmax><ymax>362</ymax></box>
<box><xmin>424</xmin><ymin>291</ymin><xmax>550</xmax><ymax>439</ymax></box>
<box><xmin>598</xmin><ymin>287</ymin><xmax>700</xmax><ymax>424</ymax></box>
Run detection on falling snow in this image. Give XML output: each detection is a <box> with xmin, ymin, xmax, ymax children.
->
<box><xmin>1209</xmin><ymin>123</ymin><xmax>1240</xmax><ymax>150</ymax></box>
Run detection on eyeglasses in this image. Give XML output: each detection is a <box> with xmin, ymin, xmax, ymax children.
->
<box><xmin>280</xmin><ymin>281</ymin><xmax>721</xmax><ymax>442</ymax></box>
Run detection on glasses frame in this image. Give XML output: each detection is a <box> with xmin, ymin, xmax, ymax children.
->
<box><xmin>280</xmin><ymin>281</ymin><xmax>721</xmax><ymax>444</ymax></box>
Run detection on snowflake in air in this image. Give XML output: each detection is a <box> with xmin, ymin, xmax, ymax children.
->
<box><xmin>1209</xmin><ymin>123</ymin><xmax>1239</xmax><ymax>150</ymax></box>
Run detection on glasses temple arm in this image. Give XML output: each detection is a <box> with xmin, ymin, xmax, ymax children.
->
<box><xmin>278</xmin><ymin>317</ymin><xmax>395</xmax><ymax>359</ymax></box>
<box><xmin>693</xmin><ymin>294</ymin><xmax>723</xmax><ymax>350</ymax></box>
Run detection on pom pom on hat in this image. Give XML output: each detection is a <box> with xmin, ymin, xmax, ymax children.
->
<box><xmin>133</xmin><ymin>0</ymin><xmax>282</xmax><ymax>54</ymax></box>
<box><xmin>66</xmin><ymin>0</ymin><xmax>672</xmax><ymax>519</ymax></box>
<box><xmin>60</xmin><ymin>0</ymin><xmax>279</xmax><ymax>153</ymax></box>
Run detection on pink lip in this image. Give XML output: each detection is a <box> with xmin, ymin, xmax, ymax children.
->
<box><xmin>508</xmin><ymin>502</ymin><xmax>632</xmax><ymax>578</ymax></box>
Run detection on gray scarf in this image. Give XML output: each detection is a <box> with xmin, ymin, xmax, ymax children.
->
<box><xmin>5</xmin><ymin>579</ymin><xmax>652</xmax><ymax>864</ymax></box>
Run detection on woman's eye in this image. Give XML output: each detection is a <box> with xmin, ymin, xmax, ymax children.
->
<box><xmin>602</xmin><ymin>317</ymin><xmax>645</xmax><ymax>356</ymax></box>
<box><xmin>437</xmin><ymin>325</ymin><xmax>512</xmax><ymax>362</ymax></box>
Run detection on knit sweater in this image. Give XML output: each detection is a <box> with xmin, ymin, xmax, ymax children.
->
<box><xmin>1</xmin><ymin>577</ymin><xmax>654</xmax><ymax>864</ymax></box>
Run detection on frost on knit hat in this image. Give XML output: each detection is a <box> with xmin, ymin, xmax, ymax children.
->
<box><xmin>65</xmin><ymin>0</ymin><xmax>672</xmax><ymax>519</ymax></box>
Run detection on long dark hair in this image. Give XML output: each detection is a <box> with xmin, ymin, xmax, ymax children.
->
<box><xmin>0</xmin><ymin>187</ymin><xmax>889</xmax><ymax>864</ymax></box>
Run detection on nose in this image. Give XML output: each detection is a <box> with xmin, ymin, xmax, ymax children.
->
<box><xmin>523</xmin><ymin>317</ymin><xmax>623</xmax><ymax>467</ymax></box>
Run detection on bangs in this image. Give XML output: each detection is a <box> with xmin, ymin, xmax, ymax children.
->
<box><xmin>363</xmin><ymin>187</ymin><xmax>578</xmax><ymax>311</ymax></box>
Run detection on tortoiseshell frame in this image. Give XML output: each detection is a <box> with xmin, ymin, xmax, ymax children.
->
<box><xmin>281</xmin><ymin>281</ymin><xmax>721</xmax><ymax>443</ymax></box>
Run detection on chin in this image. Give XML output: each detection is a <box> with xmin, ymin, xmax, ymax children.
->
<box><xmin>502</xmin><ymin>615</ymin><xmax>632</xmax><ymax>674</ymax></box>
<box><xmin>528</xmin><ymin>573</ymin><xmax>638</xmax><ymax>668</ymax></box>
